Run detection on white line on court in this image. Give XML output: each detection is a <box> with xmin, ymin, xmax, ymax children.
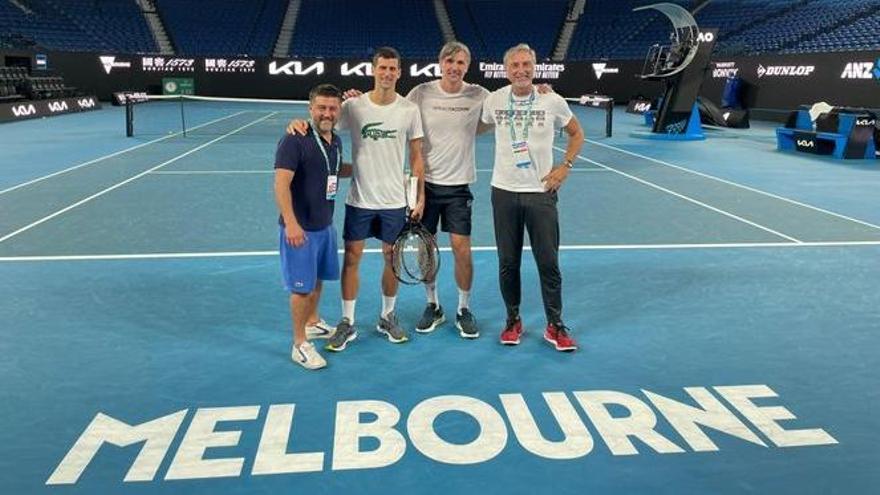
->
<box><xmin>0</xmin><ymin>112</ymin><xmax>248</xmax><ymax>196</ymax></box>
<box><xmin>4</xmin><ymin>240</ymin><xmax>880</xmax><ymax>262</ymax></box>
<box><xmin>585</xmin><ymin>138</ymin><xmax>880</xmax><ymax>231</ymax></box>
<box><xmin>553</xmin><ymin>146</ymin><xmax>803</xmax><ymax>243</ymax></box>
<box><xmin>151</xmin><ymin>170</ymin><xmax>273</xmax><ymax>174</ymax></box>
<box><xmin>147</xmin><ymin>168</ymin><xmax>611</xmax><ymax>175</ymax></box>
<box><xmin>0</xmin><ymin>112</ymin><xmax>278</xmax><ymax>244</ymax></box>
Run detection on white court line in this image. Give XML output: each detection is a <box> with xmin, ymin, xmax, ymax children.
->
<box><xmin>148</xmin><ymin>168</ymin><xmax>611</xmax><ymax>175</ymax></box>
<box><xmin>585</xmin><ymin>138</ymin><xmax>880</xmax><ymax>232</ymax></box>
<box><xmin>151</xmin><ymin>170</ymin><xmax>272</xmax><ymax>175</ymax></box>
<box><xmin>554</xmin><ymin>146</ymin><xmax>802</xmax><ymax>243</ymax></box>
<box><xmin>0</xmin><ymin>112</ymin><xmax>278</xmax><ymax>244</ymax></box>
<box><xmin>0</xmin><ymin>112</ymin><xmax>248</xmax><ymax>196</ymax></box>
<box><xmin>4</xmin><ymin>240</ymin><xmax>880</xmax><ymax>262</ymax></box>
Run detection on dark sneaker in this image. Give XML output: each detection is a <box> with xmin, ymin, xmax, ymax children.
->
<box><xmin>325</xmin><ymin>318</ymin><xmax>357</xmax><ymax>352</ymax></box>
<box><xmin>544</xmin><ymin>322</ymin><xmax>577</xmax><ymax>352</ymax></box>
<box><xmin>456</xmin><ymin>308</ymin><xmax>479</xmax><ymax>339</ymax></box>
<box><xmin>500</xmin><ymin>316</ymin><xmax>523</xmax><ymax>345</ymax></box>
<box><xmin>416</xmin><ymin>303</ymin><xmax>445</xmax><ymax>333</ymax></box>
<box><xmin>377</xmin><ymin>311</ymin><xmax>409</xmax><ymax>343</ymax></box>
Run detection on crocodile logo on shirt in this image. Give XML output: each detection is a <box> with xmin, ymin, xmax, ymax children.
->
<box><xmin>361</xmin><ymin>122</ymin><xmax>397</xmax><ymax>141</ymax></box>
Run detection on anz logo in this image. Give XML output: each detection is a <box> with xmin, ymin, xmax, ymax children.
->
<box><xmin>840</xmin><ymin>59</ymin><xmax>880</xmax><ymax>80</ymax></box>
<box><xmin>11</xmin><ymin>104</ymin><xmax>37</xmax><ymax>117</ymax></box>
<box><xmin>268</xmin><ymin>61</ymin><xmax>325</xmax><ymax>76</ymax></box>
<box><xmin>796</xmin><ymin>139</ymin><xmax>815</xmax><ymax>148</ymax></box>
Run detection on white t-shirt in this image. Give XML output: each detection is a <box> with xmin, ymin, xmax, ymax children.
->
<box><xmin>480</xmin><ymin>85</ymin><xmax>573</xmax><ymax>193</ymax></box>
<box><xmin>337</xmin><ymin>93</ymin><xmax>424</xmax><ymax>209</ymax></box>
<box><xmin>406</xmin><ymin>80</ymin><xmax>489</xmax><ymax>185</ymax></box>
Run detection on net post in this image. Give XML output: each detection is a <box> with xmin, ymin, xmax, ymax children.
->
<box><xmin>125</xmin><ymin>95</ymin><xmax>133</xmax><ymax>137</ymax></box>
<box><xmin>179</xmin><ymin>96</ymin><xmax>187</xmax><ymax>137</ymax></box>
<box><xmin>606</xmin><ymin>98</ymin><xmax>614</xmax><ymax>137</ymax></box>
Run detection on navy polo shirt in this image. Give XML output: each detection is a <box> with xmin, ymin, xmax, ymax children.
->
<box><xmin>274</xmin><ymin>128</ymin><xmax>342</xmax><ymax>231</ymax></box>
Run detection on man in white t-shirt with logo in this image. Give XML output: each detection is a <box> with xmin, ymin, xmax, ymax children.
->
<box><xmin>481</xmin><ymin>43</ymin><xmax>584</xmax><ymax>352</ymax></box>
<box><xmin>320</xmin><ymin>46</ymin><xmax>426</xmax><ymax>352</ymax></box>
<box><xmin>405</xmin><ymin>41</ymin><xmax>489</xmax><ymax>339</ymax></box>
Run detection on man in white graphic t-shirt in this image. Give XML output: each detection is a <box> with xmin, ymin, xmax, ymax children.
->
<box><xmin>481</xmin><ymin>43</ymin><xmax>584</xmax><ymax>352</ymax></box>
<box><xmin>320</xmin><ymin>46</ymin><xmax>426</xmax><ymax>352</ymax></box>
<box><xmin>405</xmin><ymin>41</ymin><xmax>489</xmax><ymax>339</ymax></box>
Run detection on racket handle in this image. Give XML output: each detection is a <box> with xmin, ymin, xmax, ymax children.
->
<box><xmin>407</xmin><ymin>176</ymin><xmax>418</xmax><ymax>208</ymax></box>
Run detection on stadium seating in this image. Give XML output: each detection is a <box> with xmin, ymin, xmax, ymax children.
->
<box><xmin>290</xmin><ymin>0</ymin><xmax>443</xmax><ymax>59</ymax></box>
<box><xmin>0</xmin><ymin>0</ymin><xmax>878</xmax><ymax>59</ymax></box>
<box><xmin>0</xmin><ymin>0</ymin><xmax>155</xmax><ymax>52</ymax></box>
<box><xmin>445</xmin><ymin>0</ymin><xmax>568</xmax><ymax>60</ymax></box>
<box><xmin>716</xmin><ymin>0</ymin><xmax>880</xmax><ymax>55</ymax></box>
<box><xmin>158</xmin><ymin>0</ymin><xmax>287</xmax><ymax>56</ymax></box>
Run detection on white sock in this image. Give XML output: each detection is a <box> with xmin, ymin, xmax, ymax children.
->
<box><xmin>425</xmin><ymin>281</ymin><xmax>438</xmax><ymax>305</ymax></box>
<box><xmin>382</xmin><ymin>295</ymin><xmax>396</xmax><ymax>317</ymax></box>
<box><xmin>342</xmin><ymin>299</ymin><xmax>356</xmax><ymax>323</ymax></box>
<box><xmin>458</xmin><ymin>289</ymin><xmax>470</xmax><ymax>314</ymax></box>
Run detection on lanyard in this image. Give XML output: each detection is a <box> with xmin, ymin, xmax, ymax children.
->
<box><xmin>507</xmin><ymin>88</ymin><xmax>535</xmax><ymax>143</ymax></box>
<box><xmin>311</xmin><ymin>129</ymin><xmax>340</xmax><ymax>175</ymax></box>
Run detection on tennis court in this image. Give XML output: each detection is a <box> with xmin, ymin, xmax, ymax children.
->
<box><xmin>2</xmin><ymin>101</ymin><xmax>879</xmax><ymax>494</ymax></box>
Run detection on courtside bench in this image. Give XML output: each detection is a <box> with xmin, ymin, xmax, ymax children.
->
<box><xmin>777</xmin><ymin>107</ymin><xmax>877</xmax><ymax>160</ymax></box>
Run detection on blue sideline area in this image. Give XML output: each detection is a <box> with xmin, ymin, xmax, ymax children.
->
<box><xmin>1</xmin><ymin>103</ymin><xmax>880</xmax><ymax>494</ymax></box>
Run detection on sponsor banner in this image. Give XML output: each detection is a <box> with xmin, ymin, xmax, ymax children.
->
<box><xmin>162</xmin><ymin>77</ymin><xmax>195</xmax><ymax>95</ymax></box>
<box><xmin>592</xmin><ymin>62</ymin><xmax>620</xmax><ymax>80</ymax></box>
<box><xmin>0</xmin><ymin>96</ymin><xmax>101</xmax><ymax>123</ymax></box>
<box><xmin>627</xmin><ymin>98</ymin><xmax>653</xmax><ymax>114</ymax></box>
<box><xmin>756</xmin><ymin>64</ymin><xmax>815</xmax><ymax>79</ymax></box>
<box><xmin>142</xmin><ymin>56</ymin><xmax>196</xmax><ymax>72</ymax></box>
<box><xmin>34</xmin><ymin>50</ymin><xmax>880</xmax><ymax>110</ymax></box>
<box><xmin>112</xmin><ymin>91</ymin><xmax>150</xmax><ymax>106</ymax></box>
<box><xmin>98</xmin><ymin>55</ymin><xmax>132</xmax><ymax>74</ymax></box>
<box><xmin>839</xmin><ymin>57</ymin><xmax>880</xmax><ymax>81</ymax></box>
<box><xmin>204</xmin><ymin>58</ymin><xmax>256</xmax><ymax>73</ymax></box>
<box><xmin>711</xmin><ymin>61</ymin><xmax>739</xmax><ymax>79</ymax></box>
<box><xmin>35</xmin><ymin>53</ymin><xmax>47</xmax><ymax>70</ymax></box>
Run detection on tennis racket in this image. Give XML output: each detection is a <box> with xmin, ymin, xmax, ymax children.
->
<box><xmin>391</xmin><ymin>177</ymin><xmax>440</xmax><ymax>285</ymax></box>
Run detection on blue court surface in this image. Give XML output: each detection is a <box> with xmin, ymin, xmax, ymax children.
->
<box><xmin>1</xmin><ymin>102</ymin><xmax>879</xmax><ymax>494</ymax></box>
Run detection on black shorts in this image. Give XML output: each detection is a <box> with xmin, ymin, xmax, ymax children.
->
<box><xmin>421</xmin><ymin>183</ymin><xmax>473</xmax><ymax>236</ymax></box>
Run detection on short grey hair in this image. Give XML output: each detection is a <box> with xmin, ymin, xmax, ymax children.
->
<box><xmin>438</xmin><ymin>41</ymin><xmax>471</xmax><ymax>63</ymax></box>
<box><xmin>503</xmin><ymin>43</ymin><xmax>536</xmax><ymax>65</ymax></box>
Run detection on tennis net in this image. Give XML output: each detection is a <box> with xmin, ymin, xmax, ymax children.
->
<box><xmin>124</xmin><ymin>94</ymin><xmax>309</xmax><ymax>139</ymax></box>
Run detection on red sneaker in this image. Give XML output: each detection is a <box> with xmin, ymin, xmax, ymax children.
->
<box><xmin>500</xmin><ymin>317</ymin><xmax>523</xmax><ymax>345</ymax></box>
<box><xmin>544</xmin><ymin>323</ymin><xmax>577</xmax><ymax>351</ymax></box>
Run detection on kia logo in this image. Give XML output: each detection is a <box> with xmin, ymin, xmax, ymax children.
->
<box><xmin>410</xmin><ymin>63</ymin><xmax>441</xmax><ymax>78</ymax></box>
<box><xmin>77</xmin><ymin>98</ymin><xmax>96</xmax><ymax>108</ymax></box>
<box><xmin>268</xmin><ymin>61</ymin><xmax>325</xmax><ymax>76</ymax></box>
<box><xmin>797</xmin><ymin>139</ymin><xmax>815</xmax><ymax>148</ymax></box>
<box><xmin>48</xmin><ymin>101</ymin><xmax>69</xmax><ymax>112</ymax></box>
<box><xmin>12</xmin><ymin>104</ymin><xmax>36</xmax><ymax>117</ymax></box>
<box><xmin>855</xmin><ymin>119</ymin><xmax>876</xmax><ymax>126</ymax></box>
<box><xmin>340</xmin><ymin>62</ymin><xmax>372</xmax><ymax>77</ymax></box>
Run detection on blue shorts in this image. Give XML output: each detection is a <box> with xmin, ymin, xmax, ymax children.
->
<box><xmin>279</xmin><ymin>225</ymin><xmax>340</xmax><ymax>294</ymax></box>
<box><xmin>343</xmin><ymin>204</ymin><xmax>406</xmax><ymax>244</ymax></box>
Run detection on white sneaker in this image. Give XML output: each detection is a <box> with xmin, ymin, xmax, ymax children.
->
<box><xmin>291</xmin><ymin>341</ymin><xmax>327</xmax><ymax>370</ymax></box>
<box><xmin>306</xmin><ymin>319</ymin><xmax>336</xmax><ymax>339</ymax></box>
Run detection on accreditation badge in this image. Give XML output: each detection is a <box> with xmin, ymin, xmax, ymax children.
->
<box><xmin>511</xmin><ymin>141</ymin><xmax>531</xmax><ymax>169</ymax></box>
<box><xmin>326</xmin><ymin>175</ymin><xmax>338</xmax><ymax>200</ymax></box>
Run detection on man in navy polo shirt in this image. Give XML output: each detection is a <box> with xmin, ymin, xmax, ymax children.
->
<box><xmin>274</xmin><ymin>84</ymin><xmax>351</xmax><ymax>370</ymax></box>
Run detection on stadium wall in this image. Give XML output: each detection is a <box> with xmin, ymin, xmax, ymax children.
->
<box><xmin>3</xmin><ymin>51</ymin><xmax>879</xmax><ymax>111</ymax></box>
